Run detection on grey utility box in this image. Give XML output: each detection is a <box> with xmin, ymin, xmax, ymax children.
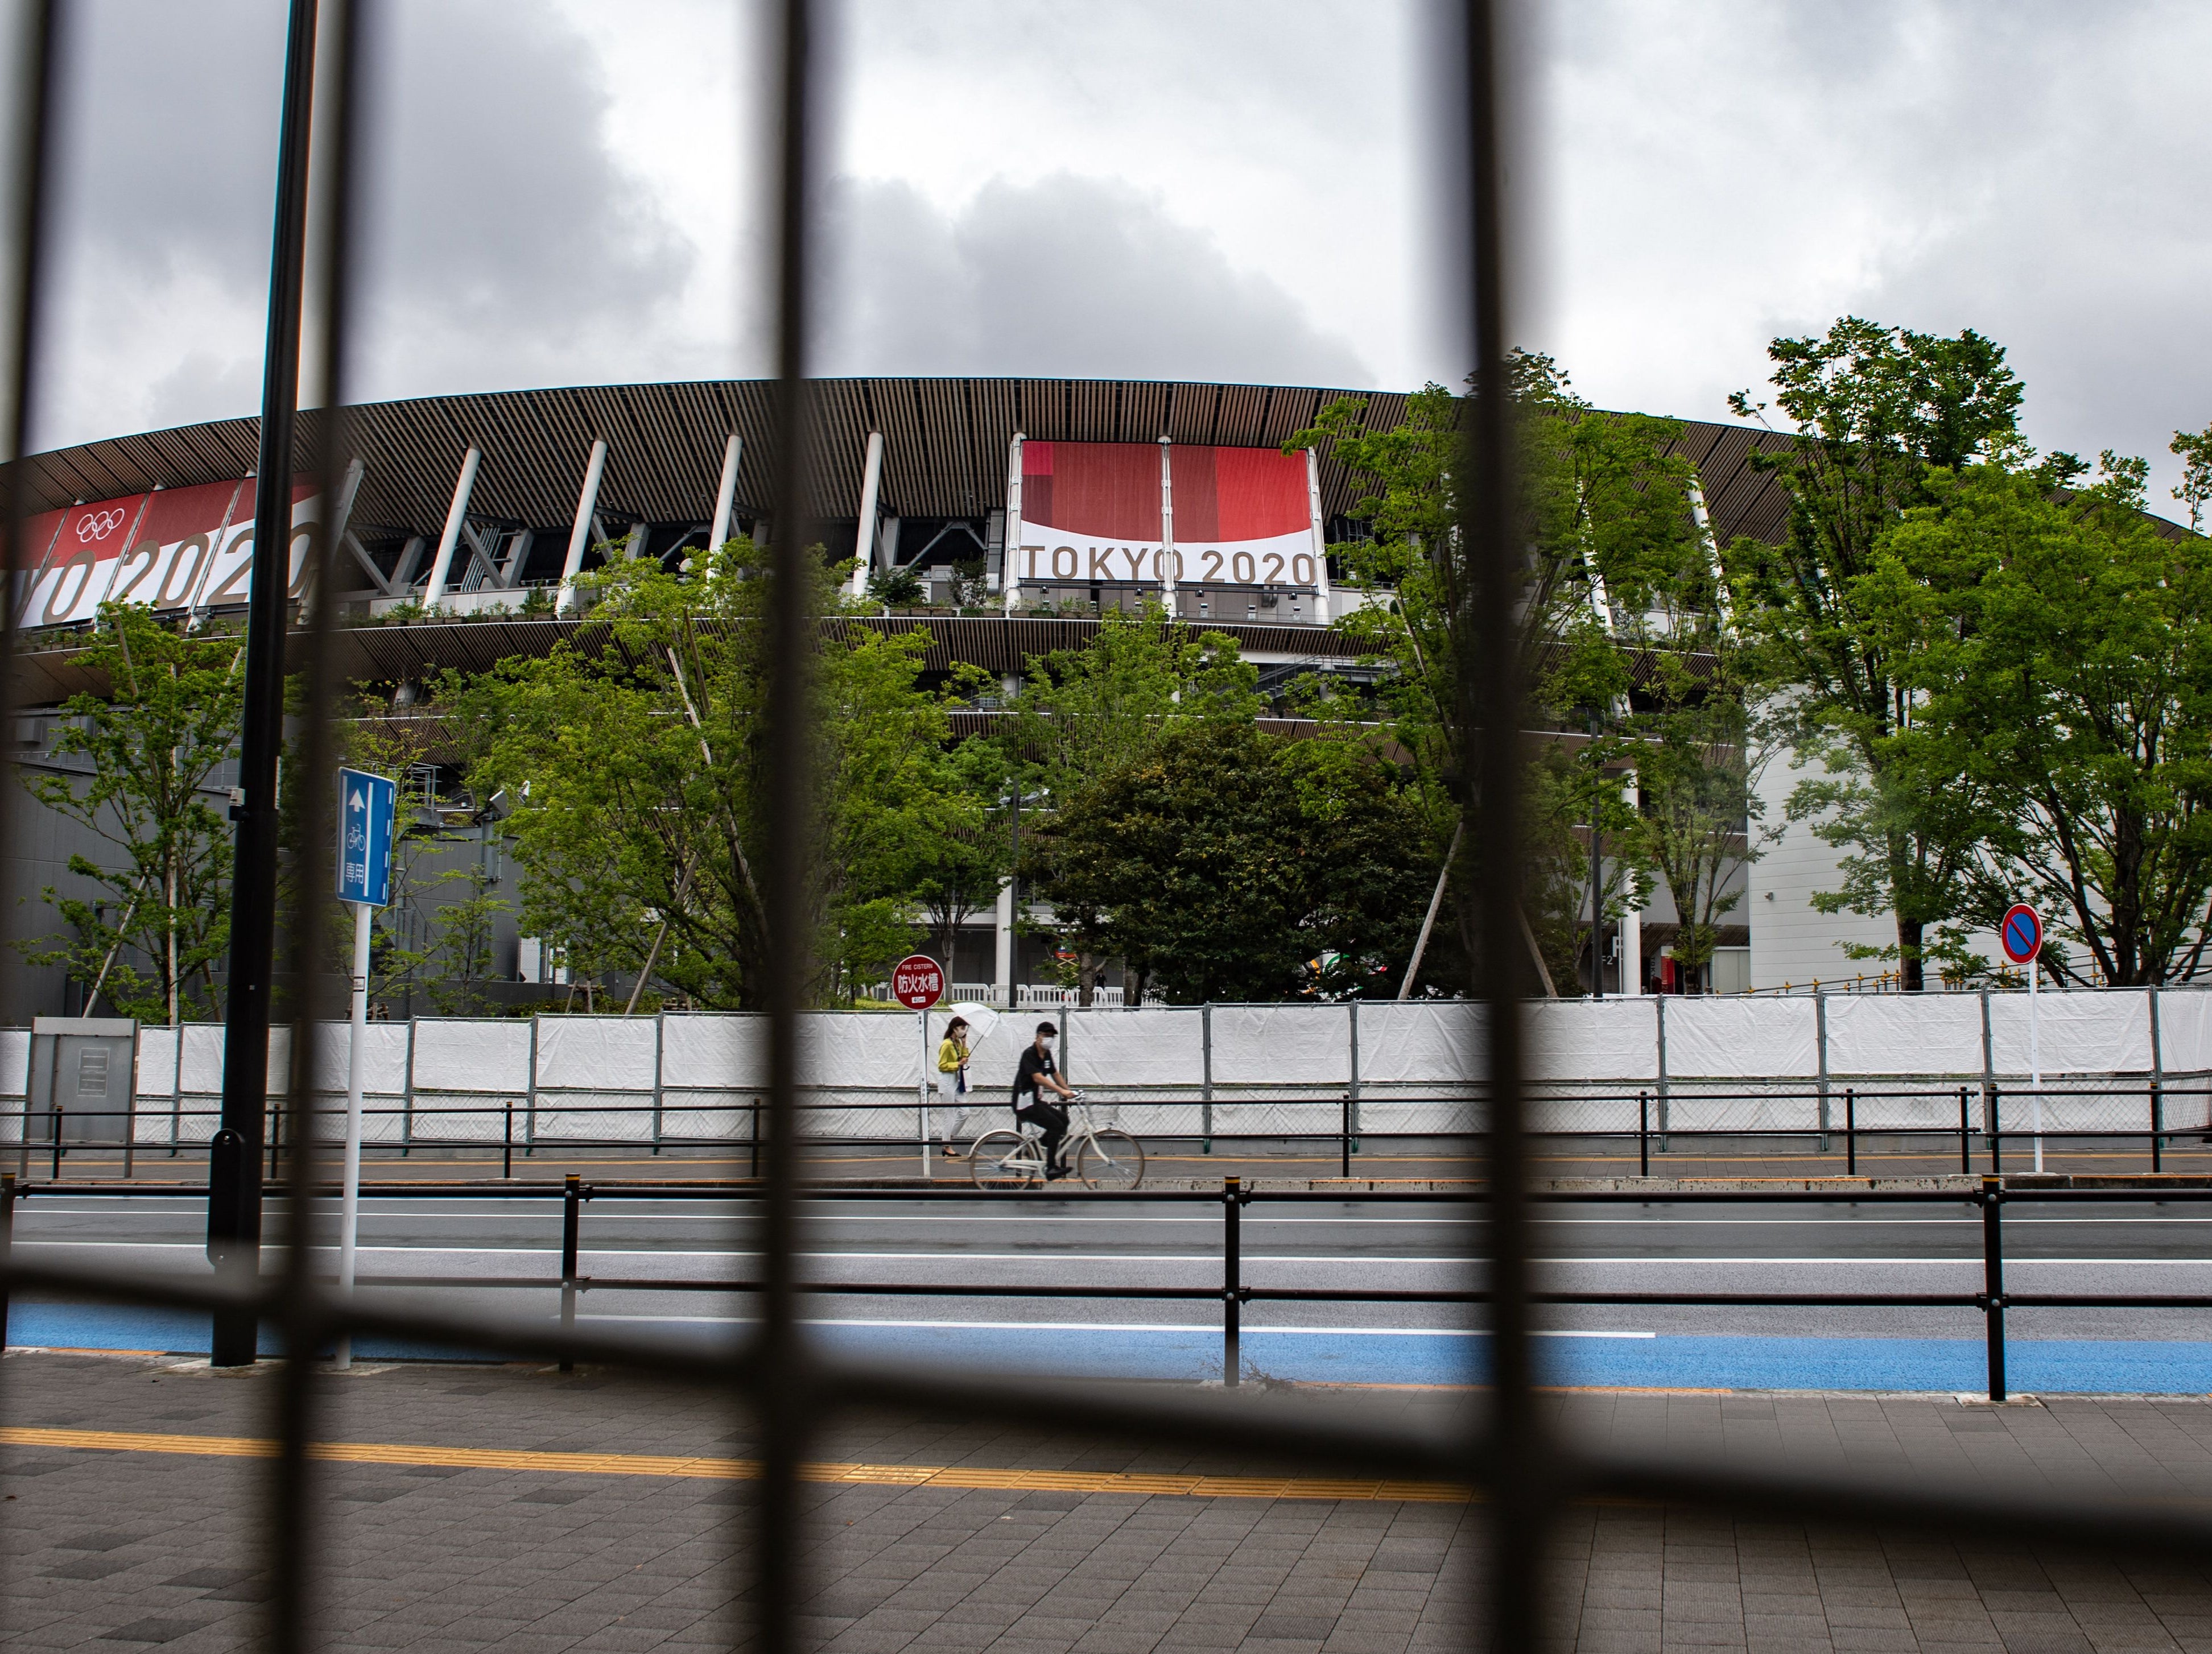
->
<box><xmin>30</xmin><ymin>1016</ymin><xmax>139</xmax><ymax>1146</ymax></box>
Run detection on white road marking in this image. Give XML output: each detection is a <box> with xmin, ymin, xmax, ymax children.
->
<box><xmin>573</xmin><ymin>1313</ymin><xmax>1653</xmax><ymax>1337</ymax></box>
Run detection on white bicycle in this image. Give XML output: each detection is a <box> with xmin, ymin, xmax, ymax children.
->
<box><xmin>966</xmin><ymin>1091</ymin><xmax>1146</xmax><ymax>1190</ymax></box>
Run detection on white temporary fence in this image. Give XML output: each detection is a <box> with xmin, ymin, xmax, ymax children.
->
<box><xmin>5</xmin><ymin>986</ymin><xmax>2209</xmax><ymax>1151</ymax></box>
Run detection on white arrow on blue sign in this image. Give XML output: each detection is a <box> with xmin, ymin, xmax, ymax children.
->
<box><xmin>336</xmin><ymin>767</ymin><xmax>397</xmax><ymax>907</ymax></box>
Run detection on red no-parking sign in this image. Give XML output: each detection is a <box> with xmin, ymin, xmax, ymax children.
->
<box><xmin>891</xmin><ymin>954</ymin><xmax>944</xmax><ymax>1010</ymax></box>
<box><xmin>2000</xmin><ymin>903</ymin><xmax>2042</xmax><ymax>965</ymax></box>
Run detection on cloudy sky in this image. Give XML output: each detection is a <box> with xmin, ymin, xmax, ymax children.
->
<box><xmin>24</xmin><ymin>0</ymin><xmax>2212</xmax><ymax>514</ymax></box>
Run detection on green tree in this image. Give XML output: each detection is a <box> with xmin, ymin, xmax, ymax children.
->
<box><xmin>1289</xmin><ymin>355</ymin><xmax>1705</xmax><ymax>993</ymax></box>
<box><xmin>2173</xmin><ymin>419</ymin><xmax>2212</xmax><ymax>534</ymax></box>
<box><xmin>902</xmin><ymin>737</ymin><xmax>1013</xmax><ymax>971</ymax></box>
<box><xmin>1001</xmin><ymin>605</ymin><xmax>1260</xmax><ymax>791</ymax></box>
<box><xmin>1884</xmin><ymin>459</ymin><xmax>2212</xmax><ymax>985</ymax></box>
<box><xmin>1727</xmin><ymin>316</ymin><xmax>2030</xmax><ymax>989</ymax></box>
<box><xmin>995</xmin><ymin>607</ymin><xmax>1260</xmax><ymax>1001</ymax></box>
<box><xmin>452</xmin><ymin>537</ymin><xmax>964</xmax><ymax>1009</ymax></box>
<box><xmin>1021</xmin><ymin>721</ymin><xmax>1431</xmax><ymax>1003</ymax></box>
<box><xmin>16</xmin><ymin>603</ymin><xmax>242</xmax><ymax>1023</ymax></box>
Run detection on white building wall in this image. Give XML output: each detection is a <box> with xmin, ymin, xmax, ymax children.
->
<box><xmin>1748</xmin><ymin>752</ymin><xmax>1896</xmax><ymax>990</ymax></box>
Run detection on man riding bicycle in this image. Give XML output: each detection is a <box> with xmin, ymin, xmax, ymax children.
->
<box><xmin>1012</xmin><ymin>1020</ymin><xmax>1076</xmax><ymax>1181</ymax></box>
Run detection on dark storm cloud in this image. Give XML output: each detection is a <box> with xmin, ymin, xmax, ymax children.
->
<box><xmin>816</xmin><ymin>173</ymin><xmax>1371</xmax><ymax>387</ymax></box>
<box><xmin>32</xmin><ymin>0</ymin><xmax>696</xmax><ymax>448</ymax></box>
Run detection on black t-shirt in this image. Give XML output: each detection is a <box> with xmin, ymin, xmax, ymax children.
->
<box><xmin>1013</xmin><ymin>1045</ymin><xmax>1059</xmax><ymax>1103</ymax></box>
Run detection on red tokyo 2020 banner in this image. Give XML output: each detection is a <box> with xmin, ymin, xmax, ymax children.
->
<box><xmin>1013</xmin><ymin>441</ymin><xmax>1320</xmax><ymax>588</ymax></box>
<box><xmin>14</xmin><ymin>477</ymin><xmax>323</xmax><ymax>630</ymax></box>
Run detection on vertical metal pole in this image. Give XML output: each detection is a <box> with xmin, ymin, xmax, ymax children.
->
<box><xmin>209</xmin><ymin>0</ymin><xmax>320</xmax><ymax>1370</ymax></box>
<box><xmin>1223</xmin><ymin>1176</ymin><xmax>1241</xmax><ymax>1387</ymax></box>
<box><xmin>2029</xmin><ymin>958</ymin><xmax>2043</xmax><ymax>1173</ymax></box>
<box><xmin>336</xmin><ymin>901</ymin><xmax>369</xmax><ymax>1369</ymax></box>
<box><xmin>401</xmin><ymin>1018</ymin><xmax>415</xmax><ymax>1155</ymax></box>
<box><xmin>0</xmin><ymin>1172</ymin><xmax>14</xmax><ymax>1352</ymax></box>
<box><xmin>1815</xmin><ymin>989</ymin><xmax>1830</xmax><ymax>1151</ymax></box>
<box><xmin>51</xmin><ymin>1107</ymin><xmax>60</xmax><ymax>1180</ymax></box>
<box><xmin>918</xmin><ymin>1006</ymin><xmax>931</xmax><ymax>1178</ymax></box>
<box><xmin>1638</xmin><ymin>1089</ymin><xmax>1649</xmax><ymax>1177</ymax></box>
<box><xmin>1844</xmin><ymin>1086</ymin><xmax>1856</xmax><ymax>1177</ymax></box>
<box><xmin>1456</xmin><ymin>5</ymin><xmax>1541</xmax><ymax>1643</ymax></box>
<box><xmin>526</xmin><ymin>1015</ymin><xmax>538</xmax><ymax>1157</ymax></box>
<box><xmin>1982</xmin><ymin>1175</ymin><xmax>2005</xmax><ymax>1403</ymax></box>
<box><xmin>1200</xmin><ymin>1003</ymin><xmax>1213</xmax><ymax>1155</ymax></box>
<box><xmin>123</xmin><ymin>1040</ymin><xmax>136</xmax><ymax>1182</ymax></box>
<box><xmin>2151</xmin><ymin>986</ymin><xmax>2166</xmax><ymax>1174</ymax></box>
<box><xmin>1340</xmin><ymin>1092</ymin><xmax>1351</xmax><ymax>1180</ymax></box>
<box><xmin>1979</xmin><ymin>985</ymin><xmax>1996</xmax><ymax>1149</ymax></box>
<box><xmin>559</xmin><ymin>1172</ymin><xmax>580</xmax><ymax>1373</ymax></box>
<box><xmin>652</xmin><ymin>1010</ymin><xmax>665</xmax><ymax>1156</ymax></box>
<box><xmin>1348</xmin><ymin>999</ymin><xmax>1361</xmax><ymax>1155</ymax></box>
<box><xmin>756</xmin><ymin>6</ymin><xmax>820</xmax><ymax>1649</ymax></box>
<box><xmin>504</xmin><ymin>1102</ymin><xmax>513</xmax><ymax>1180</ymax></box>
<box><xmin>1959</xmin><ymin>1085</ymin><xmax>1970</xmax><ymax>1175</ymax></box>
<box><xmin>1990</xmin><ymin>1085</ymin><xmax>2002</xmax><ymax>1174</ymax></box>
<box><xmin>1654</xmin><ymin>991</ymin><xmax>1670</xmax><ymax>1146</ymax></box>
<box><xmin>0</xmin><ymin>0</ymin><xmax>56</xmax><ymax>1201</ymax></box>
<box><xmin>273</xmin><ymin>3</ymin><xmax>361</xmax><ymax>1643</ymax></box>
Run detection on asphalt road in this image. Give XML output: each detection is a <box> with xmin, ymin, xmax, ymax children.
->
<box><xmin>12</xmin><ymin>1191</ymin><xmax>2212</xmax><ymax>1390</ymax></box>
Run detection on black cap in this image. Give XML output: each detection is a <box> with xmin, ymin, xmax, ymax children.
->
<box><xmin>1037</xmin><ymin>1021</ymin><xmax>1058</xmax><ymax>1036</ymax></box>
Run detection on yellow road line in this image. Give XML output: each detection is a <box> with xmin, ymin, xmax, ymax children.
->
<box><xmin>0</xmin><ymin>1425</ymin><xmax>1468</xmax><ymax>1503</ymax></box>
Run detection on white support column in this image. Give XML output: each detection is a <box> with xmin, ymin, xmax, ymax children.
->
<box><xmin>1305</xmin><ymin>446</ymin><xmax>1332</xmax><ymax>623</ymax></box>
<box><xmin>1687</xmin><ymin>474</ymin><xmax>1733</xmax><ymax>630</ymax></box>
<box><xmin>994</xmin><ymin>879</ymin><xmax>1013</xmax><ymax>1001</ymax></box>
<box><xmin>1621</xmin><ymin>770</ymin><xmax>1643</xmax><ymax>994</ymax></box>
<box><xmin>1002</xmin><ymin>433</ymin><xmax>1024</xmax><ymax>612</ymax></box>
<box><xmin>556</xmin><ymin>439</ymin><xmax>609</xmax><ymax>615</ymax></box>
<box><xmin>707</xmin><ymin>432</ymin><xmax>741</xmax><ymax>555</ymax></box>
<box><xmin>849</xmin><ymin>430</ymin><xmax>884</xmax><ymax>598</ymax></box>
<box><xmin>331</xmin><ymin>456</ymin><xmax>368</xmax><ymax>545</ymax></box>
<box><xmin>1158</xmin><ymin>436</ymin><xmax>1176</xmax><ymax>611</ymax></box>
<box><xmin>420</xmin><ymin>445</ymin><xmax>482</xmax><ymax>609</ymax></box>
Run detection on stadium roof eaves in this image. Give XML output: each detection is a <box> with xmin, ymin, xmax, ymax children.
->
<box><xmin>13</xmin><ymin>376</ymin><xmax>1798</xmax><ymax>549</ymax></box>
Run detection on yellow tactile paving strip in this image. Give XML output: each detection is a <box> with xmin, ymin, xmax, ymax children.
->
<box><xmin>0</xmin><ymin>1425</ymin><xmax>1470</xmax><ymax>1504</ymax></box>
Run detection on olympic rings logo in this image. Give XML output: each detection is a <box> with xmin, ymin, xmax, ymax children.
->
<box><xmin>75</xmin><ymin>507</ymin><xmax>127</xmax><ymax>543</ymax></box>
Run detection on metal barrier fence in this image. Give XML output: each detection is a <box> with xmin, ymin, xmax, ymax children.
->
<box><xmin>7</xmin><ymin>1173</ymin><xmax>2210</xmax><ymax>1407</ymax></box>
<box><xmin>14</xmin><ymin>1082</ymin><xmax>2212</xmax><ymax>1183</ymax></box>
<box><xmin>5</xmin><ymin>6</ymin><xmax>2211</xmax><ymax>1653</ymax></box>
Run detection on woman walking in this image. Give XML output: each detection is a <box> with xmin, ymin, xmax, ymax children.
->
<box><xmin>935</xmin><ymin>1015</ymin><xmax>972</xmax><ymax>1157</ymax></box>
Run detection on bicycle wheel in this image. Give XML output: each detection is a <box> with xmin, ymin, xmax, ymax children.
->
<box><xmin>968</xmin><ymin>1130</ymin><xmax>1041</xmax><ymax>1190</ymax></box>
<box><xmin>1076</xmin><ymin>1129</ymin><xmax>1145</xmax><ymax>1190</ymax></box>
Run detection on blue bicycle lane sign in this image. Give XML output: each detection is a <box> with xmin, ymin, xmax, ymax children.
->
<box><xmin>337</xmin><ymin>767</ymin><xmax>396</xmax><ymax>907</ymax></box>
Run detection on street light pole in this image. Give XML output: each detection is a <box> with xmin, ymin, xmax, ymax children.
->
<box><xmin>208</xmin><ymin>0</ymin><xmax>319</xmax><ymax>1367</ymax></box>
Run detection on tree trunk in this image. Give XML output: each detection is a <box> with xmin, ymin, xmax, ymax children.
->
<box><xmin>1897</xmin><ymin>916</ymin><xmax>1925</xmax><ymax>993</ymax></box>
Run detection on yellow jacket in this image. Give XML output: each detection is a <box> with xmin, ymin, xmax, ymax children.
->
<box><xmin>936</xmin><ymin>1036</ymin><xmax>967</xmax><ymax>1074</ymax></box>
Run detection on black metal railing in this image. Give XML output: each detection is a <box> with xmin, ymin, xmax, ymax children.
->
<box><xmin>10</xmin><ymin>1171</ymin><xmax>2212</xmax><ymax>1408</ymax></box>
<box><xmin>13</xmin><ymin>1081</ymin><xmax>2212</xmax><ymax>1184</ymax></box>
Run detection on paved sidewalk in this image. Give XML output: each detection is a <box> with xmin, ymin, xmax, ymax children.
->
<box><xmin>8</xmin><ymin>1350</ymin><xmax>2212</xmax><ymax>1651</ymax></box>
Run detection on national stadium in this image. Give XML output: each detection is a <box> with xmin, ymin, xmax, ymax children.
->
<box><xmin>5</xmin><ymin>374</ymin><xmax>1818</xmax><ymax>1020</ymax></box>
